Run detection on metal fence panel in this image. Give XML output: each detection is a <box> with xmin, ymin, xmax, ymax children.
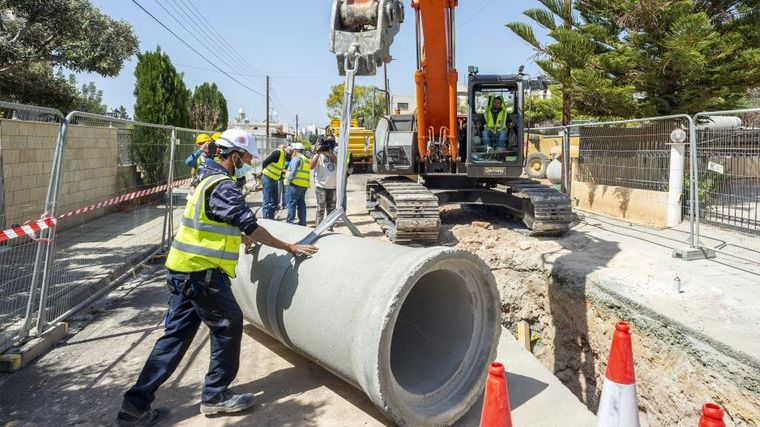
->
<box><xmin>566</xmin><ymin>116</ymin><xmax>693</xmax><ymax>232</ymax></box>
<box><xmin>693</xmin><ymin>109</ymin><xmax>760</xmax><ymax>263</ymax></box>
<box><xmin>33</xmin><ymin>113</ymin><xmax>214</xmax><ymax>334</ymax></box>
<box><xmin>0</xmin><ymin>102</ymin><xmax>64</xmax><ymax>353</ymax></box>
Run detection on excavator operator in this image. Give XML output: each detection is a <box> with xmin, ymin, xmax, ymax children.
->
<box><xmin>482</xmin><ymin>95</ymin><xmax>511</xmax><ymax>151</ymax></box>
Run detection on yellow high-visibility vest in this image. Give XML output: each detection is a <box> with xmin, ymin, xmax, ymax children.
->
<box><xmin>484</xmin><ymin>98</ymin><xmax>508</xmax><ymax>131</ymax></box>
<box><xmin>290</xmin><ymin>154</ymin><xmax>311</xmax><ymax>188</ymax></box>
<box><xmin>165</xmin><ymin>174</ymin><xmax>241</xmax><ymax>277</ymax></box>
<box><xmin>262</xmin><ymin>149</ymin><xmax>285</xmax><ymax>181</ymax></box>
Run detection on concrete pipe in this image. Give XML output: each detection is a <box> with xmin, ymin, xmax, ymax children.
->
<box><xmin>231</xmin><ymin>220</ymin><xmax>500</xmax><ymax>426</ymax></box>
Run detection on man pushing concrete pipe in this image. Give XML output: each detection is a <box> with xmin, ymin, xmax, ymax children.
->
<box><xmin>232</xmin><ymin>219</ymin><xmax>501</xmax><ymax>426</ymax></box>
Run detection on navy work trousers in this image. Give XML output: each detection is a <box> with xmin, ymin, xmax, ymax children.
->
<box><xmin>261</xmin><ymin>175</ymin><xmax>279</xmax><ymax>219</ymax></box>
<box><xmin>122</xmin><ymin>269</ymin><xmax>243</xmax><ymax>411</ymax></box>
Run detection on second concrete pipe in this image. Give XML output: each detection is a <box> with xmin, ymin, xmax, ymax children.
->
<box><xmin>231</xmin><ymin>220</ymin><xmax>500</xmax><ymax>426</ymax></box>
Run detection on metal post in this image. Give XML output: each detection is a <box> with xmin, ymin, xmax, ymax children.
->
<box><xmin>34</xmin><ymin>112</ymin><xmax>73</xmax><ymax>335</ymax></box>
<box><xmin>266</xmin><ymin>76</ymin><xmax>270</xmax><ymax>148</ymax></box>
<box><xmin>310</xmin><ymin>53</ymin><xmax>362</xmax><ymax>239</ymax></box>
<box><xmin>20</xmin><ymin>119</ymin><xmax>67</xmax><ymax>338</ymax></box>
<box><xmin>689</xmin><ymin>116</ymin><xmax>700</xmax><ymax>247</ymax></box>
<box><xmin>165</xmin><ymin>129</ymin><xmax>177</xmax><ymax>249</ymax></box>
<box><xmin>561</xmin><ymin>127</ymin><xmax>570</xmax><ymax>195</ymax></box>
<box><xmin>667</xmin><ymin>141</ymin><xmax>686</xmax><ymax>227</ymax></box>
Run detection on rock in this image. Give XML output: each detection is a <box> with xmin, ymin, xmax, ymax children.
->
<box><xmin>472</xmin><ymin>221</ymin><xmax>490</xmax><ymax>229</ymax></box>
<box><xmin>519</xmin><ymin>241</ymin><xmax>532</xmax><ymax>251</ymax></box>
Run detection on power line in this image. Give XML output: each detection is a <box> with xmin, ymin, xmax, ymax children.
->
<box><xmin>152</xmin><ymin>0</ymin><xmax>261</xmax><ymax>89</ymax></box>
<box><xmin>130</xmin><ymin>0</ymin><xmax>265</xmax><ymax>96</ymax></box>
<box><xmin>166</xmin><ymin>0</ymin><xmax>266</xmax><ymax>87</ymax></box>
<box><xmin>180</xmin><ymin>0</ymin><xmax>269</xmax><ymax>81</ymax></box>
<box><xmin>458</xmin><ymin>0</ymin><xmax>499</xmax><ymax>29</ymax></box>
<box><xmin>174</xmin><ymin>62</ymin><xmax>332</xmax><ymax>80</ymax></box>
<box><xmin>270</xmin><ymin>78</ymin><xmax>325</xmax><ymax>101</ymax></box>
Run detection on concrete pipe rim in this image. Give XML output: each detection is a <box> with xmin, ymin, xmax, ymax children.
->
<box><xmin>374</xmin><ymin>248</ymin><xmax>500</xmax><ymax>425</ymax></box>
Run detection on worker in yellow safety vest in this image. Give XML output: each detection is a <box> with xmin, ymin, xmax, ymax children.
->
<box><xmin>260</xmin><ymin>143</ymin><xmax>293</xmax><ymax>219</ymax></box>
<box><xmin>285</xmin><ymin>142</ymin><xmax>310</xmax><ymax>226</ymax></box>
<box><xmin>186</xmin><ymin>133</ymin><xmax>212</xmax><ymax>176</ymax></box>
<box><xmin>117</xmin><ymin>128</ymin><xmax>317</xmax><ymax>426</ymax></box>
<box><xmin>482</xmin><ymin>95</ymin><xmax>510</xmax><ymax>151</ymax></box>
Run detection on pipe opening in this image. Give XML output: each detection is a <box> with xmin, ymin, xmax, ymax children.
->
<box><xmin>389</xmin><ymin>269</ymin><xmax>474</xmax><ymax>395</ymax></box>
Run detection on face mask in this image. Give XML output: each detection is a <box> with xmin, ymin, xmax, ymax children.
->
<box><xmin>285</xmin><ymin>153</ymin><xmax>292</xmax><ymax>161</ymax></box>
<box><xmin>233</xmin><ymin>153</ymin><xmax>253</xmax><ymax>177</ymax></box>
<box><xmin>235</xmin><ymin>163</ymin><xmax>253</xmax><ymax>178</ymax></box>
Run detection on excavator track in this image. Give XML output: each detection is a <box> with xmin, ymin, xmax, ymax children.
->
<box><xmin>366</xmin><ymin>177</ymin><xmax>441</xmax><ymax>246</ymax></box>
<box><xmin>503</xmin><ymin>179</ymin><xmax>574</xmax><ymax>236</ymax></box>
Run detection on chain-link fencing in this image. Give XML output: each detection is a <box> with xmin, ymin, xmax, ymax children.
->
<box><xmin>0</xmin><ymin>101</ymin><xmax>65</xmax><ymax>353</ymax></box>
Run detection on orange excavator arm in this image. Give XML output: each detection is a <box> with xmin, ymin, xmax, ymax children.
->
<box><xmin>411</xmin><ymin>0</ymin><xmax>458</xmax><ymax>163</ymax></box>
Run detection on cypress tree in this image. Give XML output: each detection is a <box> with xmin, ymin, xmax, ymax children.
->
<box><xmin>132</xmin><ymin>47</ymin><xmax>190</xmax><ymax>184</ymax></box>
<box><xmin>189</xmin><ymin>83</ymin><xmax>229</xmax><ymax>131</ymax></box>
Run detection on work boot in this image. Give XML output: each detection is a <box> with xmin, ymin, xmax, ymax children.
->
<box><xmin>200</xmin><ymin>389</ymin><xmax>255</xmax><ymax>415</ymax></box>
<box><xmin>116</xmin><ymin>407</ymin><xmax>170</xmax><ymax>427</ymax></box>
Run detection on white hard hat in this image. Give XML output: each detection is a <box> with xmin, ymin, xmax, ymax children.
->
<box><xmin>291</xmin><ymin>142</ymin><xmax>305</xmax><ymax>151</ymax></box>
<box><xmin>216</xmin><ymin>128</ymin><xmax>258</xmax><ymax>159</ymax></box>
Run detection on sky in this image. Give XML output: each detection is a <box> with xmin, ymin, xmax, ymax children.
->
<box><xmin>79</xmin><ymin>0</ymin><xmax>549</xmax><ymax>129</ymax></box>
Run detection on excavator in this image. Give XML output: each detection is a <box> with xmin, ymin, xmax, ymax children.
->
<box><xmin>330</xmin><ymin>0</ymin><xmax>574</xmax><ymax>246</ymax></box>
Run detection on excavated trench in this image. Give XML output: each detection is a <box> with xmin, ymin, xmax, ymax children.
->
<box><xmin>438</xmin><ymin>206</ymin><xmax>760</xmax><ymax>427</ymax></box>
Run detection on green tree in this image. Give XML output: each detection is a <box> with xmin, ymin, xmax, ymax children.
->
<box><xmin>133</xmin><ymin>47</ymin><xmax>190</xmax><ymax>184</ymax></box>
<box><xmin>189</xmin><ymin>82</ymin><xmax>228</xmax><ymax>131</ymax></box>
<box><xmin>108</xmin><ymin>105</ymin><xmax>130</xmax><ymax>120</ymax></box>
<box><xmin>78</xmin><ymin>82</ymin><xmax>107</xmax><ymax>114</ymax></box>
<box><xmin>326</xmin><ymin>83</ymin><xmax>386</xmax><ymax>128</ymax></box>
<box><xmin>507</xmin><ymin>0</ymin><xmax>638</xmax><ymax>124</ymax></box>
<box><xmin>575</xmin><ymin>0</ymin><xmax>760</xmax><ymax>115</ymax></box>
<box><xmin>0</xmin><ymin>0</ymin><xmax>138</xmax><ymax>111</ymax></box>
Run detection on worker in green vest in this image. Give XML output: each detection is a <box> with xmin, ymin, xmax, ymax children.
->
<box><xmin>285</xmin><ymin>142</ymin><xmax>311</xmax><ymax>226</ymax></box>
<box><xmin>260</xmin><ymin>144</ymin><xmax>293</xmax><ymax>219</ymax></box>
<box><xmin>117</xmin><ymin>129</ymin><xmax>318</xmax><ymax>426</ymax></box>
<box><xmin>482</xmin><ymin>95</ymin><xmax>509</xmax><ymax>151</ymax></box>
<box><xmin>185</xmin><ymin>133</ymin><xmax>213</xmax><ymax>177</ymax></box>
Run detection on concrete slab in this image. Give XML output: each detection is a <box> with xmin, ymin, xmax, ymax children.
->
<box><xmin>0</xmin><ymin>265</ymin><xmax>593</xmax><ymax>426</ymax></box>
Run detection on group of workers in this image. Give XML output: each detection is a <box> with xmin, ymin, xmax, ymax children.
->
<box><xmin>258</xmin><ymin>134</ymin><xmax>340</xmax><ymax>228</ymax></box>
<box><xmin>116</xmin><ymin>128</ymin><xmax>319</xmax><ymax>427</ymax></box>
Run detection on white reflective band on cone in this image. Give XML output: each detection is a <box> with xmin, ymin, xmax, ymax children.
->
<box><xmin>597</xmin><ymin>380</ymin><xmax>640</xmax><ymax>427</ymax></box>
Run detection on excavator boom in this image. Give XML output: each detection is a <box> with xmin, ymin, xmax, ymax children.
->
<box><xmin>412</xmin><ymin>0</ymin><xmax>458</xmax><ymax>162</ymax></box>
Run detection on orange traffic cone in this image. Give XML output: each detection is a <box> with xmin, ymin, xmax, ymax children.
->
<box><xmin>699</xmin><ymin>403</ymin><xmax>726</xmax><ymax>427</ymax></box>
<box><xmin>480</xmin><ymin>362</ymin><xmax>512</xmax><ymax>427</ymax></box>
<box><xmin>597</xmin><ymin>321</ymin><xmax>640</xmax><ymax>427</ymax></box>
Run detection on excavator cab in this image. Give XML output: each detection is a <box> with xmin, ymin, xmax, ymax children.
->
<box><xmin>463</xmin><ymin>73</ymin><xmax>525</xmax><ymax>179</ymax></box>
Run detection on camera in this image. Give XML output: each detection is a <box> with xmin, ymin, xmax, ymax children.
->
<box><xmin>316</xmin><ymin>136</ymin><xmax>336</xmax><ymax>153</ymax></box>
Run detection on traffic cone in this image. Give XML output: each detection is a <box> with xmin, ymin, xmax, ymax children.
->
<box><xmin>597</xmin><ymin>321</ymin><xmax>640</xmax><ymax>427</ymax></box>
<box><xmin>480</xmin><ymin>362</ymin><xmax>512</xmax><ymax>427</ymax></box>
<box><xmin>698</xmin><ymin>403</ymin><xmax>726</xmax><ymax>427</ymax></box>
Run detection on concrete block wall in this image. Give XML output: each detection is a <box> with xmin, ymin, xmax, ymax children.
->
<box><xmin>56</xmin><ymin>125</ymin><xmax>120</xmax><ymax>226</ymax></box>
<box><xmin>0</xmin><ymin>119</ymin><xmax>59</xmax><ymax>229</ymax></box>
<box><xmin>0</xmin><ymin>119</ymin><xmax>121</xmax><ymax>231</ymax></box>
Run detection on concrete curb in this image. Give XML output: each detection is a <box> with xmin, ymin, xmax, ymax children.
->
<box><xmin>0</xmin><ymin>322</ymin><xmax>68</xmax><ymax>372</ymax></box>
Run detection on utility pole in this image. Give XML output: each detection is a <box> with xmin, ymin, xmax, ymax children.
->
<box><xmin>384</xmin><ymin>64</ymin><xmax>391</xmax><ymax>114</ymax></box>
<box><xmin>372</xmin><ymin>89</ymin><xmax>376</xmax><ymax>129</ymax></box>
<box><xmin>266</xmin><ymin>75</ymin><xmax>270</xmax><ymax>148</ymax></box>
<box><xmin>295</xmin><ymin>114</ymin><xmax>299</xmax><ymax>140</ymax></box>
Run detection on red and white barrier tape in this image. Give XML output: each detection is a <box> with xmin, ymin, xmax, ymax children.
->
<box><xmin>0</xmin><ymin>217</ymin><xmax>57</xmax><ymax>243</ymax></box>
<box><xmin>0</xmin><ymin>177</ymin><xmax>192</xmax><ymax>243</ymax></box>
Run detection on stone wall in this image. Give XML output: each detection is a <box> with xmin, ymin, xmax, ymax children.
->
<box><xmin>0</xmin><ymin>119</ymin><xmax>121</xmax><ymax>231</ymax></box>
